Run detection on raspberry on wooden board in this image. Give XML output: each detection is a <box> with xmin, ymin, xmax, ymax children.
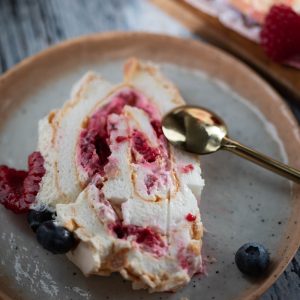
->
<box><xmin>260</xmin><ymin>5</ymin><xmax>300</xmax><ymax>62</ymax></box>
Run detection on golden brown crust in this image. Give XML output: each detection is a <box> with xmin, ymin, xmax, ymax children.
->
<box><xmin>124</xmin><ymin>57</ymin><xmax>140</xmax><ymax>82</ymax></box>
<box><xmin>124</xmin><ymin>57</ymin><xmax>184</xmax><ymax>107</ymax></box>
<box><xmin>64</xmin><ymin>219</ymin><xmax>80</xmax><ymax>231</ymax></box>
<box><xmin>191</xmin><ymin>220</ymin><xmax>203</xmax><ymax>240</ymax></box>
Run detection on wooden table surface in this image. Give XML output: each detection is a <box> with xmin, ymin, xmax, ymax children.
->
<box><xmin>0</xmin><ymin>1</ymin><xmax>299</xmax><ymax>299</ymax></box>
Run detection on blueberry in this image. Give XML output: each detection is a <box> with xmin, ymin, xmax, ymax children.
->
<box><xmin>27</xmin><ymin>209</ymin><xmax>54</xmax><ymax>232</ymax></box>
<box><xmin>36</xmin><ymin>221</ymin><xmax>76</xmax><ymax>254</ymax></box>
<box><xmin>235</xmin><ymin>242</ymin><xmax>270</xmax><ymax>276</ymax></box>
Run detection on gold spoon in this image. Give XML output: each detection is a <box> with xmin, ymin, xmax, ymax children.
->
<box><xmin>162</xmin><ymin>105</ymin><xmax>300</xmax><ymax>183</ymax></box>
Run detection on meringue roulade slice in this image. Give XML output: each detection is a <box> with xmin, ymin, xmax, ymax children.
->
<box><xmin>35</xmin><ymin>58</ymin><xmax>205</xmax><ymax>292</ymax></box>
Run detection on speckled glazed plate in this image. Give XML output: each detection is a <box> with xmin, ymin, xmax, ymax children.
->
<box><xmin>0</xmin><ymin>32</ymin><xmax>299</xmax><ymax>300</ymax></box>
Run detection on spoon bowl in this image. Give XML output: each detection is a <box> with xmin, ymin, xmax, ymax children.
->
<box><xmin>162</xmin><ymin>106</ymin><xmax>227</xmax><ymax>154</ymax></box>
<box><xmin>162</xmin><ymin>105</ymin><xmax>300</xmax><ymax>183</ymax></box>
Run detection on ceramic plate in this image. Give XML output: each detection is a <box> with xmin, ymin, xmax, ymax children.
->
<box><xmin>0</xmin><ymin>32</ymin><xmax>299</xmax><ymax>300</ymax></box>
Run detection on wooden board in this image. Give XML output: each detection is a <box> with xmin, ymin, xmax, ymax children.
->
<box><xmin>152</xmin><ymin>0</ymin><xmax>300</xmax><ymax>104</ymax></box>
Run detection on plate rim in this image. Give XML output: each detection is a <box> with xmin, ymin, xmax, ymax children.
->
<box><xmin>0</xmin><ymin>31</ymin><xmax>299</xmax><ymax>300</ymax></box>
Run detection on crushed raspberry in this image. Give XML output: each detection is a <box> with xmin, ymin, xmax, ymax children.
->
<box><xmin>186</xmin><ymin>213</ymin><xmax>197</xmax><ymax>222</ymax></box>
<box><xmin>260</xmin><ymin>5</ymin><xmax>300</xmax><ymax>62</ymax></box>
<box><xmin>79</xmin><ymin>129</ymin><xmax>111</xmax><ymax>177</ymax></box>
<box><xmin>178</xmin><ymin>247</ymin><xmax>195</xmax><ymax>272</ymax></box>
<box><xmin>115</xmin><ymin>136</ymin><xmax>128</xmax><ymax>143</ymax></box>
<box><xmin>79</xmin><ymin>89</ymin><xmax>162</xmax><ymax>177</ymax></box>
<box><xmin>151</xmin><ymin>120</ymin><xmax>163</xmax><ymax>137</ymax></box>
<box><xmin>0</xmin><ymin>167</ymin><xmax>27</xmax><ymax>212</ymax></box>
<box><xmin>132</xmin><ymin>131</ymin><xmax>160</xmax><ymax>163</ymax></box>
<box><xmin>112</xmin><ymin>223</ymin><xmax>127</xmax><ymax>239</ymax></box>
<box><xmin>117</xmin><ymin>91</ymin><xmax>138</xmax><ymax>106</ymax></box>
<box><xmin>0</xmin><ymin>152</ymin><xmax>45</xmax><ymax>214</ymax></box>
<box><xmin>181</xmin><ymin>164</ymin><xmax>194</xmax><ymax>174</ymax></box>
<box><xmin>95</xmin><ymin>136</ymin><xmax>111</xmax><ymax>170</ymax></box>
<box><xmin>112</xmin><ymin>223</ymin><xmax>166</xmax><ymax>256</ymax></box>
<box><xmin>145</xmin><ymin>174</ymin><xmax>157</xmax><ymax>194</ymax></box>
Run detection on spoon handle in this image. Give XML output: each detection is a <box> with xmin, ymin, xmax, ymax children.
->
<box><xmin>221</xmin><ymin>136</ymin><xmax>300</xmax><ymax>183</ymax></box>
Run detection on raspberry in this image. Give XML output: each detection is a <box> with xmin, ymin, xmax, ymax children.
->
<box><xmin>260</xmin><ymin>5</ymin><xmax>300</xmax><ymax>62</ymax></box>
<box><xmin>79</xmin><ymin>129</ymin><xmax>111</xmax><ymax>177</ymax></box>
<box><xmin>132</xmin><ymin>131</ymin><xmax>160</xmax><ymax>163</ymax></box>
<box><xmin>0</xmin><ymin>152</ymin><xmax>45</xmax><ymax>214</ymax></box>
<box><xmin>0</xmin><ymin>167</ymin><xmax>28</xmax><ymax>212</ymax></box>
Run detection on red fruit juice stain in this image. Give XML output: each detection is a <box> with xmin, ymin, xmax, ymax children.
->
<box><xmin>182</xmin><ymin>164</ymin><xmax>194</xmax><ymax>174</ymax></box>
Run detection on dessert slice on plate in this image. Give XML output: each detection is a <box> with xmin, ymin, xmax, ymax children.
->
<box><xmin>0</xmin><ymin>58</ymin><xmax>205</xmax><ymax>292</ymax></box>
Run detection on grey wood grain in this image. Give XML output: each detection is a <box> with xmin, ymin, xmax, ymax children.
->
<box><xmin>0</xmin><ymin>0</ymin><xmax>299</xmax><ymax>299</ymax></box>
